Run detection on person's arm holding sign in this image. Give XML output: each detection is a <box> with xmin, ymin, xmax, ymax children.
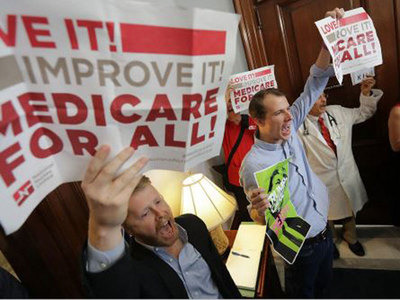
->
<box><xmin>331</xmin><ymin>77</ymin><xmax>382</xmax><ymax>127</ymax></box>
<box><xmin>314</xmin><ymin>9</ymin><xmax>345</xmax><ymax>70</ymax></box>
<box><xmin>352</xmin><ymin>77</ymin><xmax>382</xmax><ymax>124</ymax></box>
<box><xmin>83</xmin><ymin>146</ymin><xmax>148</xmax><ymax>253</ymax></box>
<box><xmin>290</xmin><ymin>8</ymin><xmax>343</xmax><ymax>131</ymax></box>
<box><xmin>225</xmin><ymin>82</ymin><xmax>242</xmax><ymax>124</ymax></box>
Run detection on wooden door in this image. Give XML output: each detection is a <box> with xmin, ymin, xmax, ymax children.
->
<box><xmin>0</xmin><ymin>182</ymin><xmax>88</xmax><ymax>298</ymax></box>
<box><xmin>234</xmin><ymin>0</ymin><xmax>400</xmax><ymax>224</ymax></box>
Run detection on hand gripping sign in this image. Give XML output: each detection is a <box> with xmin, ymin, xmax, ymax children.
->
<box><xmin>254</xmin><ymin>159</ymin><xmax>311</xmax><ymax>264</ymax></box>
<box><xmin>0</xmin><ymin>0</ymin><xmax>240</xmax><ymax>234</ymax></box>
<box><xmin>350</xmin><ymin>67</ymin><xmax>374</xmax><ymax>85</ymax></box>
<box><xmin>315</xmin><ymin>7</ymin><xmax>382</xmax><ymax>84</ymax></box>
<box><xmin>229</xmin><ymin>65</ymin><xmax>277</xmax><ymax>113</ymax></box>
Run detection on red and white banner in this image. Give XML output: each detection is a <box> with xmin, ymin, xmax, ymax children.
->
<box><xmin>229</xmin><ymin>65</ymin><xmax>277</xmax><ymax>113</ymax></box>
<box><xmin>315</xmin><ymin>7</ymin><xmax>382</xmax><ymax>84</ymax></box>
<box><xmin>0</xmin><ymin>0</ymin><xmax>240</xmax><ymax>234</ymax></box>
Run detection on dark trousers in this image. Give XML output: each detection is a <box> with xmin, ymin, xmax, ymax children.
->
<box><xmin>0</xmin><ymin>267</ymin><xmax>28</xmax><ymax>298</ymax></box>
<box><xmin>284</xmin><ymin>230</ymin><xmax>333</xmax><ymax>298</ymax></box>
<box><xmin>229</xmin><ymin>184</ymin><xmax>252</xmax><ymax>229</ymax></box>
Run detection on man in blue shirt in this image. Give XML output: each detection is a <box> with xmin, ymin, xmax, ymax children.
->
<box><xmin>240</xmin><ymin>8</ymin><xmax>344</xmax><ymax>298</ymax></box>
<box><xmin>81</xmin><ymin>145</ymin><xmax>241</xmax><ymax>298</ymax></box>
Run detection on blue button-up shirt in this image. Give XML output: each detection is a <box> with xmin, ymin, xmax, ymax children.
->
<box><xmin>87</xmin><ymin>225</ymin><xmax>221</xmax><ymax>299</ymax></box>
<box><xmin>141</xmin><ymin>225</ymin><xmax>221</xmax><ymax>299</ymax></box>
<box><xmin>240</xmin><ymin>64</ymin><xmax>335</xmax><ymax>238</ymax></box>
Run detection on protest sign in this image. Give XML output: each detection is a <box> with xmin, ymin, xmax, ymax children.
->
<box><xmin>254</xmin><ymin>159</ymin><xmax>310</xmax><ymax>264</ymax></box>
<box><xmin>350</xmin><ymin>67</ymin><xmax>375</xmax><ymax>85</ymax></box>
<box><xmin>229</xmin><ymin>65</ymin><xmax>276</xmax><ymax>113</ymax></box>
<box><xmin>0</xmin><ymin>0</ymin><xmax>240</xmax><ymax>234</ymax></box>
<box><xmin>315</xmin><ymin>7</ymin><xmax>382</xmax><ymax>84</ymax></box>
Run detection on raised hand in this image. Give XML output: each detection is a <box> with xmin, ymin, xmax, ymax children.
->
<box><xmin>82</xmin><ymin>145</ymin><xmax>148</xmax><ymax>250</ymax></box>
<box><xmin>317</xmin><ymin>8</ymin><xmax>345</xmax><ymax>69</ymax></box>
<box><xmin>360</xmin><ymin>76</ymin><xmax>376</xmax><ymax>96</ymax></box>
<box><xmin>225</xmin><ymin>82</ymin><xmax>234</xmax><ymax>105</ymax></box>
<box><xmin>225</xmin><ymin>82</ymin><xmax>242</xmax><ymax>124</ymax></box>
<box><xmin>325</xmin><ymin>7</ymin><xmax>345</xmax><ymax>19</ymax></box>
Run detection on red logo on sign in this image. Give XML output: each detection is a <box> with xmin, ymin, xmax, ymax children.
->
<box><xmin>13</xmin><ymin>181</ymin><xmax>34</xmax><ymax>206</ymax></box>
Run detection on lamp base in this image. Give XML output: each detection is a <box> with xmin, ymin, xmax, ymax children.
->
<box><xmin>210</xmin><ymin>225</ymin><xmax>229</xmax><ymax>255</ymax></box>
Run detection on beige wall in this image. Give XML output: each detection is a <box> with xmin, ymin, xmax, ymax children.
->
<box><xmin>145</xmin><ymin>169</ymin><xmax>188</xmax><ymax>217</ymax></box>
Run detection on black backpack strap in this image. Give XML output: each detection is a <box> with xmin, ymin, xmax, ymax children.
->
<box><xmin>225</xmin><ymin>114</ymin><xmax>249</xmax><ymax>174</ymax></box>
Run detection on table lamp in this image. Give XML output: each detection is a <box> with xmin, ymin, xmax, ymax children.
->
<box><xmin>180</xmin><ymin>173</ymin><xmax>237</xmax><ymax>255</ymax></box>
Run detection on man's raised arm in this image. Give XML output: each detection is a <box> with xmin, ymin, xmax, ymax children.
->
<box><xmin>290</xmin><ymin>8</ymin><xmax>344</xmax><ymax>130</ymax></box>
<box><xmin>315</xmin><ymin>8</ymin><xmax>345</xmax><ymax>70</ymax></box>
<box><xmin>81</xmin><ymin>145</ymin><xmax>148</xmax><ymax>251</ymax></box>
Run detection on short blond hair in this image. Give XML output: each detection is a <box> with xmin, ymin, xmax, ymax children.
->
<box><xmin>124</xmin><ymin>175</ymin><xmax>152</xmax><ymax>232</ymax></box>
<box><xmin>132</xmin><ymin>175</ymin><xmax>151</xmax><ymax>195</ymax></box>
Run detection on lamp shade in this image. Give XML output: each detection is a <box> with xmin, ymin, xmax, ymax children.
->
<box><xmin>180</xmin><ymin>173</ymin><xmax>237</xmax><ymax>231</ymax></box>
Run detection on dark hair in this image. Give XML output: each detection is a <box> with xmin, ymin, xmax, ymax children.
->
<box><xmin>249</xmin><ymin>88</ymin><xmax>286</xmax><ymax>120</ymax></box>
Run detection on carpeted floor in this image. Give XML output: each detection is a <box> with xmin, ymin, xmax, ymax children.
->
<box><xmin>329</xmin><ymin>268</ymin><xmax>400</xmax><ymax>298</ymax></box>
<box><xmin>333</xmin><ymin>226</ymin><xmax>400</xmax><ymax>271</ymax></box>
<box><xmin>272</xmin><ymin>225</ymin><xmax>400</xmax><ymax>297</ymax></box>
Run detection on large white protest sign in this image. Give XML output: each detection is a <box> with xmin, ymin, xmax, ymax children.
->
<box><xmin>229</xmin><ymin>65</ymin><xmax>277</xmax><ymax>113</ymax></box>
<box><xmin>0</xmin><ymin>0</ymin><xmax>240</xmax><ymax>234</ymax></box>
<box><xmin>315</xmin><ymin>7</ymin><xmax>382</xmax><ymax>84</ymax></box>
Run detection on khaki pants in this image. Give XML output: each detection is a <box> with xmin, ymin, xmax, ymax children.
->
<box><xmin>328</xmin><ymin>215</ymin><xmax>357</xmax><ymax>244</ymax></box>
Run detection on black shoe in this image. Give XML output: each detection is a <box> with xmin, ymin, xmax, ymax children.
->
<box><xmin>348</xmin><ymin>240</ymin><xmax>365</xmax><ymax>256</ymax></box>
<box><xmin>333</xmin><ymin>244</ymin><xmax>340</xmax><ymax>260</ymax></box>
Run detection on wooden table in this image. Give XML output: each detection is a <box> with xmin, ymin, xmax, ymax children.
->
<box><xmin>224</xmin><ymin>230</ymin><xmax>269</xmax><ymax>298</ymax></box>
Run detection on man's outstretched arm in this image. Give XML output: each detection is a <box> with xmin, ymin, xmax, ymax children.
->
<box><xmin>343</xmin><ymin>77</ymin><xmax>383</xmax><ymax>125</ymax></box>
<box><xmin>82</xmin><ymin>145</ymin><xmax>148</xmax><ymax>251</ymax></box>
<box><xmin>315</xmin><ymin>8</ymin><xmax>345</xmax><ymax>70</ymax></box>
<box><xmin>291</xmin><ymin>8</ymin><xmax>344</xmax><ymax>130</ymax></box>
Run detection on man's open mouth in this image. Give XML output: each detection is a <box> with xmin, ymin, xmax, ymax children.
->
<box><xmin>158</xmin><ymin>219</ymin><xmax>174</xmax><ymax>239</ymax></box>
<box><xmin>282</xmin><ymin>123</ymin><xmax>291</xmax><ymax>135</ymax></box>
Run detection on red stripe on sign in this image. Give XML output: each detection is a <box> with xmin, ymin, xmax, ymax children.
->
<box><xmin>255</xmin><ymin>69</ymin><xmax>272</xmax><ymax>77</ymax></box>
<box><xmin>339</xmin><ymin>12</ymin><xmax>368</xmax><ymax>26</ymax></box>
<box><xmin>120</xmin><ymin>24</ymin><xmax>226</xmax><ymax>55</ymax></box>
